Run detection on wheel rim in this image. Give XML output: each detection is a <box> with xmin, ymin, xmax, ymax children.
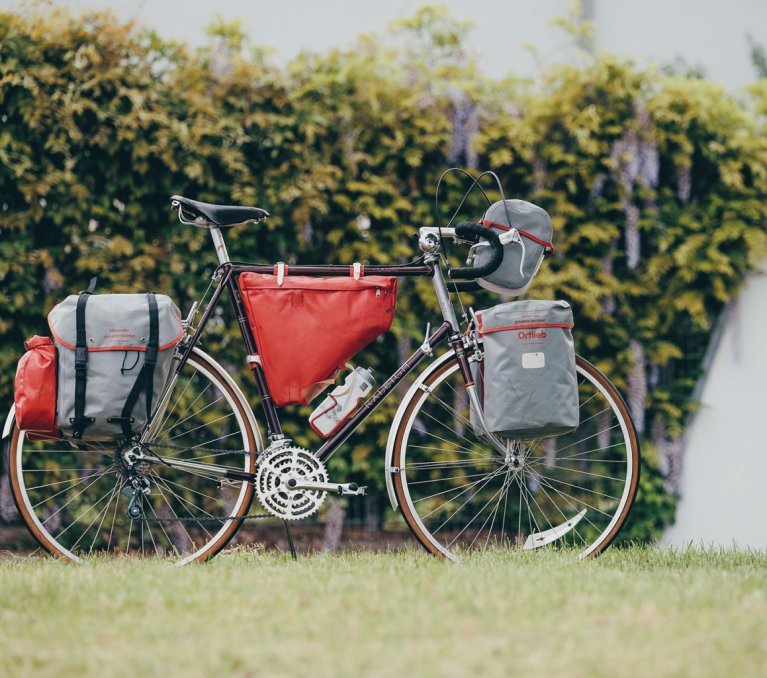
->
<box><xmin>392</xmin><ymin>355</ymin><xmax>639</xmax><ymax>560</ymax></box>
<box><xmin>10</xmin><ymin>351</ymin><xmax>257</xmax><ymax>564</ymax></box>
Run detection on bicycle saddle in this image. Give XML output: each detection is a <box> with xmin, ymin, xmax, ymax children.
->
<box><xmin>170</xmin><ymin>195</ymin><xmax>269</xmax><ymax>227</ymax></box>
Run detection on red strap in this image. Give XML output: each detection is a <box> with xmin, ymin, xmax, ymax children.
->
<box><xmin>481</xmin><ymin>219</ymin><xmax>555</xmax><ymax>254</ymax></box>
<box><xmin>478</xmin><ymin>322</ymin><xmax>573</xmax><ymax>336</ymax></box>
<box><xmin>24</xmin><ymin>335</ymin><xmax>53</xmax><ymax>351</ymax></box>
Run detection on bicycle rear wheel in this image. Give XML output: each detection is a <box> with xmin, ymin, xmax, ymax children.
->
<box><xmin>8</xmin><ymin>348</ymin><xmax>259</xmax><ymax>565</ymax></box>
<box><xmin>389</xmin><ymin>353</ymin><xmax>640</xmax><ymax>560</ymax></box>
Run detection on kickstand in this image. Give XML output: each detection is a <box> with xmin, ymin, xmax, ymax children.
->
<box><xmin>283</xmin><ymin>520</ymin><xmax>297</xmax><ymax>561</ymax></box>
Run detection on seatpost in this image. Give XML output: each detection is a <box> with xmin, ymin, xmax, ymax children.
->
<box><xmin>210</xmin><ymin>227</ymin><xmax>231</xmax><ymax>266</ymax></box>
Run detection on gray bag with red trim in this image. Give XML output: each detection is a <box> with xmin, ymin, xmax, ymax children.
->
<box><xmin>472</xmin><ymin>199</ymin><xmax>554</xmax><ymax>296</ymax></box>
<box><xmin>471</xmin><ymin>299</ymin><xmax>578</xmax><ymax>438</ymax></box>
<box><xmin>48</xmin><ymin>284</ymin><xmax>183</xmax><ymax>441</ymax></box>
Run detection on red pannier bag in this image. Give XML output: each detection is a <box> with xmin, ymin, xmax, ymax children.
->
<box><xmin>238</xmin><ymin>270</ymin><xmax>397</xmax><ymax>407</ymax></box>
<box><xmin>14</xmin><ymin>335</ymin><xmax>59</xmax><ymax>441</ymax></box>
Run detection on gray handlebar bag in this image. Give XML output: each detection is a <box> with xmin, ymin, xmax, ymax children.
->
<box><xmin>473</xmin><ymin>199</ymin><xmax>554</xmax><ymax>296</ymax></box>
<box><xmin>49</xmin><ymin>293</ymin><xmax>183</xmax><ymax>441</ymax></box>
<box><xmin>471</xmin><ymin>300</ymin><xmax>579</xmax><ymax>439</ymax></box>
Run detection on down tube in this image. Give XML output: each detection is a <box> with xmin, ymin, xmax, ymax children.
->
<box><xmin>316</xmin><ymin>322</ymin><xmax>453</xmax><ymax>462</ymax></box>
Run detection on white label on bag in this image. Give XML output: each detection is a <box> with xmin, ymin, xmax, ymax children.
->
<box><xmin>522</xmin><ymin>352</ymin><xmax>545</xmax><ymax>369</ymax></box>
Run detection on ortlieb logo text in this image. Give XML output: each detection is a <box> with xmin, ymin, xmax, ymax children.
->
<box><xmin>518</xmin><ymin>329</ymin><xmax>547</xmax><ymax>339</ymax></box>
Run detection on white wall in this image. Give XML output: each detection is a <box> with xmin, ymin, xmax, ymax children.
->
<box><xmin>663</xmin><ymin>268</ymin><xmax>767</xmax><ymax>549</ymax></box>
<box><xmin>3</xmin><ymin>0</ymin><xmax>767</xmax><ymax>86</ymax></box>
<box><xmin>593</xmin><ymin>0</ymin><xmax>767</xmax><ymax>88</ymax></box>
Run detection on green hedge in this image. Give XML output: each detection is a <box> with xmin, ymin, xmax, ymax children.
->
<box><xmin>2</xmin><ymin>7</ymin><xmax>765</xmax><ymax>540</ymax></box>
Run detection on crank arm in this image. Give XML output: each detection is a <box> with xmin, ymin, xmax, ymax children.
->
<box><xmin>285</xmin><ymin>479</ymin><xmax>367</xmax><ymax>496</ymax></box>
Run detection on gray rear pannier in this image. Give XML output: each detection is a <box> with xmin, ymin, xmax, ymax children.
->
<box><xmin>472</xmin><ymin>300</ymin><xmax>578</xmax><ymax>439</ymax></box>
<box><xmin>49</xmin><ymin>292</ymin><xmax>183</xmax><ymax>440</ymax></box>
<box><xmin>473</xmin><ymin>199</ymin><xmax>554</xmax><ymax>296</ymax></box>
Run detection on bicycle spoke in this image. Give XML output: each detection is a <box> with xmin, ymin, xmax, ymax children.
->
<box><xmin>54</xmin><ymin>481</ymin><xmax>120</xmax><ymax>543</ymax></box>
<box><xmin>413</xmin><ymin>469</ymin><xmax>504</xmax><ymax>506</ymax></box>
<box><xmin>38</xmin><ymin>468</ymin><xmax>114</xmax><ymax>517</ymax></box>
<box><xmin>430</xmin><ymin>467</ymin><xmax>506</xmax><ymax>533</ymax></box>
<box><xmin>166</xmin><ymin>410</ymin><xmax>234</xmax><ymax>441</ymax></box>
<box><xmin>528</xmin><ymin>461</ymin><xmax>627</xmax><ymax>483</ymax></box>
<box><xmin>12</xmin><ymin>351</ymin><xmax>255</xmax><ymax>563</ymax></box>
<box><xmin>394</xmin><ymin>356</ymin><xmax>637</xmax><ymax>559</ymax></box>
<box><xmin>536</xmin><ymin>475</ymin><xmax>615</xmax><ymax>522</ymax></box>
<box><xmin>26</xmin><ymin>469</ymin><xmax>108</xmax><ymax>491</ymax></box>
<box><xmin>162</xmin><ymin>382</ymin><xmax>216</xmax><ymax>436</ymax></box>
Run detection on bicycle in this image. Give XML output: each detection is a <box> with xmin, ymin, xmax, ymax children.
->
<box><xmin>4</xmin><ymin>195</ymin><xmax>640</xmax><ymax>565</ymax></box>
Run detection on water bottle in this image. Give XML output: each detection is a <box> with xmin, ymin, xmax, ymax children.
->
<box><xmin>309</xmin><ymin>367</ymin><xmax>376</xmax><ymax>438</ymax></box>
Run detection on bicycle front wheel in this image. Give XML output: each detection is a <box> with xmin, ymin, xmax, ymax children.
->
<box><xmin>390</xmin><ymin>353</ymin><xmax>640</xmax><ymax>560</ymax></box>
<box><xmin>8</xmin><ymin>348</ymin><xmax>259</xmax><ymax>565</ymax></box>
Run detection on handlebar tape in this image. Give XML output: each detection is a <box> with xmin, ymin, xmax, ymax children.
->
<box><xmin>448</xmin><ymin>222</ymin><xmax>504</xmax><ymax>280</ymax></box>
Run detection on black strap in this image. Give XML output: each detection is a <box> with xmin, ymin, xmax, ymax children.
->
<box><xmin>71</xmin><ymin>283</ymin><xmax>96</xmax><ymax>439</ymax></box>
<box><xmin>144</xmin><ymin>292</ymin><xmax>159</xmax><ymax>418</ymax></box>
<box><xmin>119</xmin><ymin>293</ymin><xmax>159</xmax><ymax>438</ymax></box>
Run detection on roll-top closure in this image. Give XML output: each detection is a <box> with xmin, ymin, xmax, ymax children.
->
<box><xmin>48</xmin><ymin>293</ymin><xmax>184</xmax><ymax>352</ymax></box>
<box><xmin>476</xmin><ymin>299</ymin><xmax>574</xmax><ymax>336</ymax></box>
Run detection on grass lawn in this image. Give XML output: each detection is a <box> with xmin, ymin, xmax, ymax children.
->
<box><xmin>0</xmin><ymin>546</ymin><xmax>765</xmax><ymax>677</ymax></box>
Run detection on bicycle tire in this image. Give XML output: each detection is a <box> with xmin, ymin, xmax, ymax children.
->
<box><xmin>389</xmin><ymin>352</ymin><xmax>640</xmax><ymax>560</ymax></box>
<box><xmin>9</xmin><ymin>348</ymin><xmax>260</xmax><ymax>565</ymax></box>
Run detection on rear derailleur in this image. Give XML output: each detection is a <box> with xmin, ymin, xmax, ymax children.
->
<box><xmin>116</xmin><ymin>441</ymin><xmax>153</xmax><ymax>521</ymax></box>
<box><xmin>123</xmin><ymin>477</ymin><xmax>151</xmax><ymax>520</ymax></box>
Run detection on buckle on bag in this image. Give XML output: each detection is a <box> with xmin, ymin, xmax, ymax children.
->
<box><xmin>75</xmin><ymin>346</ymin><xmax>88</xmax><ymax>370</ymax></box>
<box><xmin>144</xmin><ymin>349</ymin><xmax>158</xmax><ymax>368</ymax></box>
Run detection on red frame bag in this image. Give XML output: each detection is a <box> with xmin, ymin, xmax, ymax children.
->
<box><xmin>14</xmin><ymin>335</ymin><xmax>59</xmax><ymax>441</ymax></box>
<box><xmin>238</xmin><ymin>270</ymin><xmax>397</xmax><ymax>407</ymax></box>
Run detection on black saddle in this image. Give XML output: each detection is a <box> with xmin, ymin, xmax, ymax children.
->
<box><xmin>170</xmin><ymin>195</ymin><xmax>269</xmax><ymax>227</ymax></box>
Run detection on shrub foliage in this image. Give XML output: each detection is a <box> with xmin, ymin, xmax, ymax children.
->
<box><xmin>1</xmin><ymin>7</ymin><xmax>766</xmax><ymax>540</ymax></box>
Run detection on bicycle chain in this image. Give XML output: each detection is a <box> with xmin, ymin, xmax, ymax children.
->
<box><xmin>142</xmin><ymin>443</ymin><xmax>262</xmax><ymax>523</ymax></box>
<box><xmin>146</xmin><ymin>514</ymin><xmax>273</xmax><ymax>524</ymax></box>
<box><xmin>147</xmin><ymin>442</ymin><xmax>259</xmax><ymax>458</ymax></box>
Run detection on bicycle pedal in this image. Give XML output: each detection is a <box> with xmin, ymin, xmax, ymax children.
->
<box><xmin>341</xmin><ymin>483</ymin><xmax>367</xmax><ymax>497</ymax></box>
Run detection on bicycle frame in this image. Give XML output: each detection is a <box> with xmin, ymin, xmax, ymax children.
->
<box><xmin>140</xmin><ymin>223</ymin><xmax>484</xmax><ymax>483</ymax></box>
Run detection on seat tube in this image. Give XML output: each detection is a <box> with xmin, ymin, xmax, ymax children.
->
<box><xmin>210</xmin><ymin>227</ymin><xmax>231</xmax><ymax>265</ymax></box>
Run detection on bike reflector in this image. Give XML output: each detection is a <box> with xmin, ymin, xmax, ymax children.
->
<box><xmin>471</xmin><ymin>299</ymin><xmax>578</xmax><ymax>438</ymax></box>
<box><xmin>238</xmin><ymin>271</ymin><xmax>397</xmax><ymax>407</ymax></box>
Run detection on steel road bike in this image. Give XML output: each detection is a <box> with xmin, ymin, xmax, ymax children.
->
<box><xmin>4</xmin><ymin>195</ymin><xmax>640</xmax><ymax>565</ymax></box>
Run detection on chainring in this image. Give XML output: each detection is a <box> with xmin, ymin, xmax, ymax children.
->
<box><xmin>255</xmin><ymin>445</ymin><xmax>328</xmax><ymax>520</ymax></box>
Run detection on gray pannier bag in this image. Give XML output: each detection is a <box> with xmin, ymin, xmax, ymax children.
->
<box><xmin>48</xmin><ymin>285</ymin><xmax>183</xmax><ymax>440</ymax></box>
<box><xmin>471</xmin><ymin>300</ymin><xmax>579</xmax><ymax>439</ymax></box>
<box><xmin>472</xmin><ymin>199</ymin><xmax>554</xmax><ymax>296</ymax></box>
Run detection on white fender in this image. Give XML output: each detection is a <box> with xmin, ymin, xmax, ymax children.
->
<box><xmin>384</xmin><ymin>351</ymin><xmax>455</xmax><ymax>511</ymax></box>
<box><xmin>2</xmin><ymin>405</ymin><xmax>15</xmax><ymax>439</ymax></box>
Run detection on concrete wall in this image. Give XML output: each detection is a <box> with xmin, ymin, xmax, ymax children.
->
<box><xmin>3</xmin><ymin>0</ymin><xmax>767</xmax><ymax>87</ymax></box>
<box><xmin>663</xmin><ymin>267</ymin><xmax>767</xmax><ymax>549</ymax></box>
